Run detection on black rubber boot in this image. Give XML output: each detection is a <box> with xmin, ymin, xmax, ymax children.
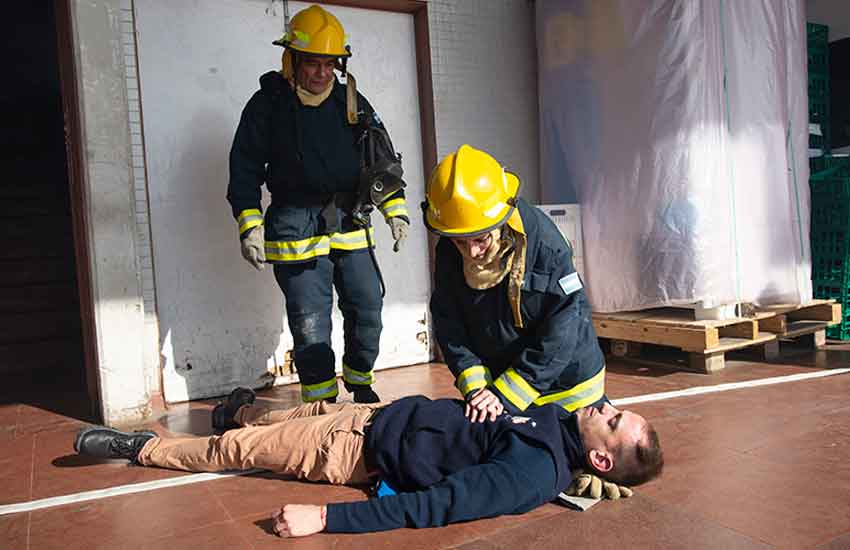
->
<box><xmin>212</xmin><ymin>387</ymin><xmax>257</xmax><ymax>432</ymax></box>
<box><xmin>74</xmin><ymin>426</ymin><xmax>157</xmax><ymax>462</ymax></box>
<box><xmin>353</xmin><ymin>387</ymin><xmax>380</xmax><ymax>404</ymax></box>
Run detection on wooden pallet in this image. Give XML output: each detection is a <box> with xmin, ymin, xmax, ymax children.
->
<box><xmin>593</xmin><ymin>300</ymin><xmax>842</xmax><ymax>373</ymax></box>
<box><xmin>750</xmin><ymin>299</ymin><xmax>841</xmax><ymax>359</ymax></box>
<box><xmin>593</xmin><ymin>308</ymin><xmax>776</xmax><ymax>373</ymax></box>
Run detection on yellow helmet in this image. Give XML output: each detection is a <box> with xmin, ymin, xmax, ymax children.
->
<box><xmin>423</xmin><ymin>145</ymin><xmax>521</xmax><ymax>237</ymax></box>
<box><xmin>272</xmin><ymin>4</ymin><xmax>351</xmax><ymax>58</ymax></box>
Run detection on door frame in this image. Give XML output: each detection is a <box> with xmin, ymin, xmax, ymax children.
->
<box><xmin>54</xmin><ymin>0</ymin><xmax>103</xmax><ymax>421</ymax></box>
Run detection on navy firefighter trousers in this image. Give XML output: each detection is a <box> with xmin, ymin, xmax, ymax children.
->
<box><xmin>273</xmin><ymin>249</ymin><xmax>382</xmax><ymax>402</ymax></box>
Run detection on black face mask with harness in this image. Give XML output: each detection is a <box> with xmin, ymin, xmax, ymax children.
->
<box><xmin>352</xmin><ymin>113</ymin><xmax>405</xmax><ymax>227</ymax></box>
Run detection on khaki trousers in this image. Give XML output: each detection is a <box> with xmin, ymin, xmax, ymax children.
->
<box><xmin>137</xmin><ymin>401</ymin><xmax>383</xmax><ymax>485</ymax></box>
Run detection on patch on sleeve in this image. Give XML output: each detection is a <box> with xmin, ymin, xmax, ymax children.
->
<box><xmin>558</xmin><ymin>272</ymin><xmax>583</xmax><ymax>296</ymax></box>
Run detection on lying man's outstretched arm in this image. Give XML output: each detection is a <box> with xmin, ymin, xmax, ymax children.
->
<box><xmin>272</xmin><ymin>433</ymin><xmax>559</xmax><ymax>537</ymax></box>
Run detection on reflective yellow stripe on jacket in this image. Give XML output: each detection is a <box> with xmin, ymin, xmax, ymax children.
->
<box><xmin>265</xmin><ymin>227</ymin><xmax>375</xmax><ymax>263</ymax></box>
<box><xmin>237</xmin><ymin>209</ymin><xmax>263</xmax><ymax>235</ymax></box>
<box><xmin>455</xmin><ymin>365</ymin><xmax>492</xmax><ymax>397</ymax></box>
<box><xmin>494</xmin><ymin>366</ymin><xmax>606</xmax><ymax>413</ymax></box>
<box><xmin>379</xmin><ymin>197</ymin><xmax>408</xmax><ymax>219</ymax></box>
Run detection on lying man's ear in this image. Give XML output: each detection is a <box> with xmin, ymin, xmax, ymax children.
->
<box><xmin>587</xmin><ymin>449</ymin><xmax>614</xmax><ymax>473</ymax></box>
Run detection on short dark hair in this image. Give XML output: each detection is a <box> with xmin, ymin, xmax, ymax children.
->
<box><xmin>607</xmin><ymin>424</ymin><xmax>664</xmax><ymax>487</ymax></box>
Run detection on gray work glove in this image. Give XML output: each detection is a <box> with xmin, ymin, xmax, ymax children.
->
<box><xmin>387</xmin><ymin>217</ymin><xmax>409</xmax><ymax>253</ymax></box>
<box><xmin>240</xmin><ymin>226</ymin><xmax>266</xmax><ymax>271</ymax></box>
<box><xmin>565</xmin><ymin>470</ymin><xmax>634</xmax><ymax>500</ymax></box>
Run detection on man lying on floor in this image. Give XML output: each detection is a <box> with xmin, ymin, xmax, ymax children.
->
<box><xmin>74</xmin><ymin>389</ymin><xmax>663</xmax><ymax>538</ymax></box>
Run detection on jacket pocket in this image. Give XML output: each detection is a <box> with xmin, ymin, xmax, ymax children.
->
<box><xmin>265</xmin><ymin>203</ymin><xmax>317</xmax><ymax>241</ymax></box>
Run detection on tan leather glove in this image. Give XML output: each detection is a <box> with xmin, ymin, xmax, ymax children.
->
<box><xmin>566</xmin><ymin>470</ymin><xmax>634</xmax><ymax>500</ymax></box>
<box><xmin>387</xmin><ymin>217</ymin><xmax>409</xmax><ymax>253</ymax></box>
<box><xmin>240</xmin><ymin>226</ymin><xmax>266</xmax><ymax>271</ymax></box>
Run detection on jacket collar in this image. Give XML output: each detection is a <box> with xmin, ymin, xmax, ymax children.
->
<box><xmin>561</xmin><ymin>411</ymin><xmax>588</xmax><ymax>470</ymax></box>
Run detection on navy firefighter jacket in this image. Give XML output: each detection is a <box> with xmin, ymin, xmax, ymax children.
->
<box><xmin>430</xmin><ymin>198</ymin><xmax>606</xmax><ymax>413</ymax></box>
<box><xmin>325</xmin><ymin>396</ymin><xmax>587</xmax><ymax>533</ymax></box>
<box><xmin>226</xmin><ymin>71</ymin><xmax>409</xmax><ymax>263</ymax></box>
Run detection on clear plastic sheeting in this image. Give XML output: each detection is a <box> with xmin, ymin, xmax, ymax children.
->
<box><xmin>537</xmin><ymin>0</ymin><xmax>811</xmax><ymax>312</ymax></box>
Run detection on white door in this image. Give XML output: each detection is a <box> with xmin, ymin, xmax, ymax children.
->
<box><xmin>135</xmin><ymin>0</ymin><xmax>431</xmax><ymax>401</ymax></box>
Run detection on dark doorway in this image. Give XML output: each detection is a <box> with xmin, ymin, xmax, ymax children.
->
<box><xmin>0</xmin><ymin>1</ymin><xmax>98</xmax><ymax>424</ymax></box>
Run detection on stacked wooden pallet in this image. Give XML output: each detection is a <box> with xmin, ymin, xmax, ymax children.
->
<box><xmin>754</xmin><ymin>300</ymin><xmax>842</xmax><ymax>358</ymax></box>
<box><xmin>592</xmin><ymin>300</ymin><xmax>842</xmax><ymax>373</ymax></box>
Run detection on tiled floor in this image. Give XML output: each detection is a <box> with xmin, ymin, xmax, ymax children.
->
<box><xmin>1</xmin><ymin>343</ymin><xmax>849</xmax><ymax>549</ymax></box>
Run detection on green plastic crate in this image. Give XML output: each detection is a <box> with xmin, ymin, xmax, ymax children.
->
<box><xmin>810</xmin><ymin>180</ymin><xmax>850</xmax><ymax>223</ymax></box>
<box><xmin>808</xmin><ymin>45</ymin><xmax>829</xmax><ymax>72</ymax></box>
<box><xmin>808</xmin><ymin>22</ymin><xmax>829</xmax><ymax>42</ymax></box>
<box><xmin>809</xmin><ymin>95</ymin><xmax>830</xmax><ymax>128</ymax></box>
<box><xmin>810</xmin><ymin>156</ymin><xmax>850</xmax><ymax>181</ymax></box>
<box><xmin>811</xmin><ymin>279</ymin><xmax>850</xmax><ymax>340</ymax></box>
<box><xmin>807</xmin><ymin>22</ymin><xmax>830</xmax><ymax>147</ymax></box>
<box><xmin>809</xmin><ymin>166</ymin><xmax>850</xmax><ymax>341</ymax></box>
<box><xmin>809</xmin><ymin>70</ymin><xmax>829</xmax><ymax>97</ymax></box>
<box><xmin>826</xmin><ymin>322</ymin><xmax>850</xmax><ymax>340</ymax></box>
<box><xmin>826</xmin><ymin>311</ymin><xmax>850</xmax><ymax>340</ymax></box>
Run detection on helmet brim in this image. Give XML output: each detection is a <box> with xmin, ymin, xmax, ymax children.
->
<box><xmin>423</xmin><ymin>172</ymin><xmax>521</xmax><ymax>237</ymax></box>
<box><xmin>272</xmin><ymin>40</ymin><xmax>352</xmax><ymax>58</ymax></box>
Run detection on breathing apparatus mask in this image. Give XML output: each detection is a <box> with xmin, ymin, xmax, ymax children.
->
<box><xmin>351</xmin><ymin>113</ymin><xmax>406</xmax><ymax>227</ymax></box>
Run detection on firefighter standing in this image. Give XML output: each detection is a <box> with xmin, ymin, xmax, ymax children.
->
<box><xmin>227</xmin><ymin>5</ymin><xmax>409</xmax><ymax>403</ymax></box>
<box><xmin>424</xmin><ymin>145</ymin><xmax>607</xmax><ymax>420</ymax></box>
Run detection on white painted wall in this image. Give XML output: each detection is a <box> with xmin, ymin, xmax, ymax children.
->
<box><xmin>426</xmin><ymin>0</ymin><xmax>540</xmax><ymax>203</ymax></box>
<box><xmin>118</xmin><ymin>0</ymin><xmax>161</xmax><ymax>399</ymax></box>
<box><xmin>134</xmin><ymin>0</ymin><xmax>430</xmax><ymax>401</ymax></box>
<box><xmin>72</xmin><ymin>0</ymin><xmax>151</xmax><ymax>423</ymax></box>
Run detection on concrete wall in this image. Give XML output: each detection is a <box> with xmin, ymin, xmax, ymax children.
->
<box><xmin>427</xmin><ymin>0</ymin><xmax>540</xmax><ymax>202</ymax></box>
<box><xmin>71</xmin><ymin>0</ymin><xmax>151</xmax><ymax>424</ymax></box>
<box><xmin>117</xmin><ymin>3</ymin><xmax>162</xmax><ymax>397</ymax></box>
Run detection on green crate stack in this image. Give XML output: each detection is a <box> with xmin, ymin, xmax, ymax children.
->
<box><xmin>808</xmin><ymin>23</ymin><xmax>830</xmax><ymax>151</ymax></box>
<box><xmin>810</xmin><ymin>156</ymin><xmax>850</xmax><ymax>339</ymax></box>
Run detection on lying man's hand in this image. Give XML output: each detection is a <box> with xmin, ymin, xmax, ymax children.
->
<box><xmin>271</xmin><ymin>504</ymin><xmax>326</xmax><ymax>537</ymax></box>
<box><xmin>565</xmin><ymin>470</ymin><xmax>634</xmax><ymax>500</ymax></box>
<box><xmin>465</xmin><ymin>388</ymin><xmax>504</xmax><ymax>423</ymax></box>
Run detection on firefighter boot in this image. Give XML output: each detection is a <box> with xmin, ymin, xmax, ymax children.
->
<box><xmin>353</xmin><ymin>387</ymin><xmax>381</xmax><ymax>403</ymax></box>
<box><xmin>212</xmin><ymin>387</ymin><xmax>257</xmax><ymax>432</ymax></box>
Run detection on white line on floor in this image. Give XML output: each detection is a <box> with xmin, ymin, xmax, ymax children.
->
<box><xmin>2</xmin><ymin>367</ymin><xmax>849</xmax><ymax>517</ymax></box>
<box><xmin>0</xmin><ymin>469</ymin><xmax>262</xmax><ymax>516</ymax></box>
<box><xmin>611</xmin><ymin>367</ymin><xmax>850</xmax><ymax>406</ymax></box>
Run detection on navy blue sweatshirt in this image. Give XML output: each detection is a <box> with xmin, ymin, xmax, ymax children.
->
<box><xmin>325</xmin><ymin>396</ymin><xmax>586</xmax><ymax>533</ymax></box>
